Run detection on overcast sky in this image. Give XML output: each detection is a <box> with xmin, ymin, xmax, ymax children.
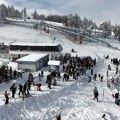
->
<box><xmin>0</xmin><ymin>0</ymin><xmax>120</xmax><ymax>25</ymax></box>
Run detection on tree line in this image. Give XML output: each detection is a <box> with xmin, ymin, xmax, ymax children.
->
<box><xmin>0</xmin><ymin>4</ymin><xmax>96</xmax><ymax>29</ymax></box>
<box><xmin>0</xmin><ymin>4</ymin><xmax>120</xmax><ymax>40</ymax></box>
<box><xmin>0</xmin><ymin>4</ymin><xmax>26</xmax><ymax>19</ymax></box>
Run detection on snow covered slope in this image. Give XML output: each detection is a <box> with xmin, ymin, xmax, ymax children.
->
<box><xmin>0</xmin><ymin>24</ymin><xmax>120</xmax><ymax>120</ymax></box>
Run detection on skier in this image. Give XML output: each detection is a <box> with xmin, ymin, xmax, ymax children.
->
<box><xmin>4</xmin><ymin>90</ymin><xmax>9</xmax><ymax>104</ymax></box>
<box><xmin>93</xmin><ymin>87</ymin><xmax>99</xmax><ymax>102</ymax></box>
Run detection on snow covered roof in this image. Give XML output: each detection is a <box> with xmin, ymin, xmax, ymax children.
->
<box><xmin>48</xmin><ymin>60</ymin><xmax>60</xmax><ymax>66</ymax></box>
<box><xmin>92</xmin><ymin>29</ymin><xmax>103</xmax><ymax>33</ymax></box>
<box><xmin>0</xmin><ymin>61</ymin><xmax>7</xmax><ymax>68</ymax></box>
<box><xmin>16</xmin><ymin>53</ymin><xmax>48</xmax><ymax>62</ymax></box>
<box><xmin>9</xmin><ymin>51</ymin><xmax>50</xmax><ymax>55</ymax></box>
<box><xmin>10</xmin><ymin>42</ymin><xmax>59</xmax><ymax>46</ymax></box>
<box><xmin>0</xmin><ymin>62</ymin><xmax>4</xmax><ymax>68</ymax></box>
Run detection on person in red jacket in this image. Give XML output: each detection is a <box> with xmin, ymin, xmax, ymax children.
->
<box><xmin>4</xmin><ymin>90</ymin><xmax>9</xmax><ymax>104</ymax></box>
<box><xmin>36</xmin><ymin>83</ymin><xmax>42</xmax><ymax>91</ymax></box>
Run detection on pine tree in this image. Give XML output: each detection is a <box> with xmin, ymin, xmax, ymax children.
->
<box><xmin>32</xmin><ymin>10</ymin><xmax>39</xmax><ymax>20</ymax></box>
<box><xmin>22</xmin><ymin>7</ymin><xmax>27</xmax><ymax>21</ymax></box>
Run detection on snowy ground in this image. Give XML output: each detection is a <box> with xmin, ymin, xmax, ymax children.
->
<box><xmin>0</xmin><ymin>24</ymin><xmax>120</xmax><ymax>120</ymax></box>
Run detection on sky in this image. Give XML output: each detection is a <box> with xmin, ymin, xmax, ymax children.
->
<box><xmin>0</xmin><ymin>24</ymin><xmax>120</xmax><ymax>120</ymax></box>
<box><xmin>0</xmin><ymin>0</ymin><xmax>120</xmax><ymax>25</ymax></box>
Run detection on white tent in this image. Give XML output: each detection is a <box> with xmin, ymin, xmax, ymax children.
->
<box><xmin>48</xmin><ymin>60</ymin><xmax>60</xmax><ymax>66</ymax></box>
<box><xmin>48</xmin><ymin>60</ymin><xmax>60</xmax><ymax>71</ymax></box>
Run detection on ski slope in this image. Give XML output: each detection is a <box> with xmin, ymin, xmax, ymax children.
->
<box><xmin>0</xmin><ymin>24</ymin><xmax>120</xmax><ymax>120</ymax></box>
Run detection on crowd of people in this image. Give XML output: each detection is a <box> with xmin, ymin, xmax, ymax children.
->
<box><xmin>107</xmin><ymin>57</ymin><xmax>120</xmax><ymax>106</ymax></box>
<box><xmin>2</xmin><ymin>55</ymin><xmax>120</xmax><ymax>120</ymax></box>
<box><xmin>4</xmin><ymin>72</ymin><xmax>41</xmax><ymax>104</ymax></box>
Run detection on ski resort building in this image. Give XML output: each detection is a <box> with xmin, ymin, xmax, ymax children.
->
<box><xmin>9</xmin><ymin>43</ymin><xmax>63</xmax><ymax>56</ymax></box>
<box><xmin>16</xmin><ymin>53</ymin><xmax>49</xmax><ymax>72</ymax></box>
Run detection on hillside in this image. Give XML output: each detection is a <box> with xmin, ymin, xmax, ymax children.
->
<box><xmin>0</xmin><ymin>24</ymin><xmax>120</xmax><ymax>120</ymax></box>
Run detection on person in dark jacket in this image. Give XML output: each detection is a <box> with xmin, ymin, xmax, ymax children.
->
<box><xmin>56</xmin><ymin>114</ymin><xmax>61</xmax><ymax>120</ymax></box>
<box><xmin>115</xmin><ymin>92</ymin><xmax>120</xmax><ymax>105</ymax></box>
<box><xmin>41</xmin><ymin>71</ymin><xmax>44</xmax><ymax>77</ymax></box>
<box><xmin>93</xmin><ymin>87</ymin><xmax>99</xmax><ymax>102</ymax></box>
<box><xmin>38</xmin><ymin>73</ymin><xmax>41</xmax><ymax>81</ymax></box>
<box><xmin>22</xmin><ymin>82</ymin><xmax>30</xmax><ymax>100</ymax></box>
<box><xmin>13</xmin><ymin>70</ymin><xmax>17</xmax><ymax>78</ymax></box>
<box><xmin>93</xmin><ymin>73</ymin><xmax>97</xmax><ymax>81</ymax></box>
<box><xmin>47</xmin><ymin>74</ymin><xmax>52</xmax><ymax>89</ymax></box>
<box><xmin>18</xmin><ymin>84</ymin><xmax>23</xmax><ymax>96</ymax></box>
<box><xmin>101</xmin><ymin>75</ymin><xmax>104</xmax><ymax>82</ymax></box>
<box><xmin>115</xmin><ymin>92</ymin><xmax>119</xmax><ymax>99</ymax></box>
<box><xmin>10</xmin><ymin>83</ymin><xmax>17</xmax><ymax>98</ymax></box>
<box><xmin>102</xmin><ymin>114</ymin><xmax>107</xmax><ymax>120</ymax></box>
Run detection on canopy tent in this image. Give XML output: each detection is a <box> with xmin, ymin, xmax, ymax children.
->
<box><xmin>48</xmin><ymin>60</ymin><xmax>60</xmax><ymax>71</ymax></box>
<box><xmin>48</xmin><ymin>60</ymin><xmax>60</xmax><ymax>66</ymax></box>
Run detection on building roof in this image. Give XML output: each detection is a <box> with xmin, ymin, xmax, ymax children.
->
<box><xmin>48</xmin><ymin>60</ymin><xmax>60</xmax><ymax>66</ymax></box>
<box><xmin>0</xmin><ymin>61</ymin><xmax>7</xmax><ymax>68</ymax></box>
<box><xmin>16</xmin><ymin>53</ymin><xmax>48</xmax><ymax>62</ymax></box>
<box><xmin>11</xmin><ymin>42</ymin><xmax>59</xmax><ymax>46</ymax></box>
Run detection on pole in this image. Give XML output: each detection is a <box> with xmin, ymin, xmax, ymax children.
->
<box><xmin>106</xmin><ymin>70</ymin><xmax>109</xmax><ymax>87</ymax></box>
<box><xmin>118</xmin><ymin>70</ymin><xmax>120</xmax><ymax>92</ymax></box>
<box><xmin>102</xmin><ymin>89</ymin><xmax>104</xmax><ymax>102</ymax></box>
